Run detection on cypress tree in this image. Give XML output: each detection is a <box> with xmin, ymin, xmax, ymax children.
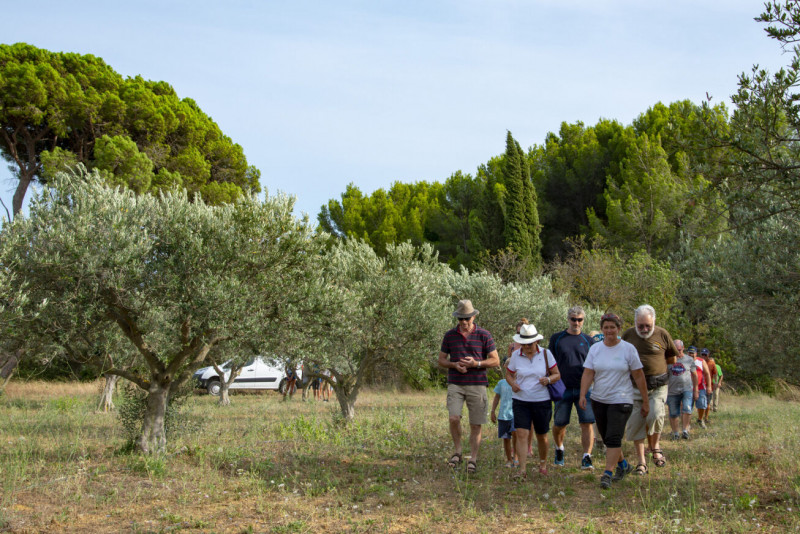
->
<box><xmin>503</xmin><ymin>131</ymin><xmax>532</xmax><ymax>261</ymax></box>
<box><xmin>517</xmin><ymin>140</ymin><xmax>542</xmax><ymax>269</ymax></box>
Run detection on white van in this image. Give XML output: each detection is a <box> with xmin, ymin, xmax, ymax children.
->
<box><xmin>193</xmin><ymin>357</ymin><xmax>302</xmax><ymax>395</ymax></box>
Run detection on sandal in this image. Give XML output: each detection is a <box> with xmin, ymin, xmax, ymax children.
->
<box><xmin>651</xmin><ymin>449</ymin><xmax>666</xmax><ymax>468</ymax></box>
<box><xmin>512</xmin><ymin>469</ymin><xmax>527</xmax><ymax>482</ymax></box>
<box><xmin>466</xmin><ymin>460</ymin><xmax>477</xmax><ymax>474</ymax></box>
<box><xmin>447</xmin><ymin>453</ymin><xmax>462</xmax><ymax>469</ymax></box>
<box><xmin>634</xmin><ymin>463</ymin><xmax>648</xmax><ymax>476</ymax></box>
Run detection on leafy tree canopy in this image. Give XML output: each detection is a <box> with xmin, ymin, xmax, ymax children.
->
<box><xmin>0</xmin><ymin>43</ymin><xmax>260</xmax><ymax>217</ymax></box>
<box><xmin>0</xmin><ymin>167</ymin><xmax>318</xmax><ymax>452</ymax></box>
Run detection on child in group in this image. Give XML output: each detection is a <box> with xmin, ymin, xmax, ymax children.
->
<box><xmin>490</xmin><ymin>363</ymin><xmax>518</xmax><ymax>467</ymax></box>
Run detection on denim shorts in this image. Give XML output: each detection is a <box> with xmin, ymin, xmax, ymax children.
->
<box><xmin>497</xmin><ymin>418</ymin><xmax>515</xmax><ymax>439</ymax></box>
<box><xmin>667</xmin><ymin>390</ymin><xmax>693</xmax><ymax>417</ymax></box>
<box><xmin>553</xmin><ymin>387</ymin><xmax>595</xmax><ymax>427</ymax></box>
<box><xmin>695</xmin><ymin>390</ymin><xmax>708</xmax><ymax>410</ymax></box>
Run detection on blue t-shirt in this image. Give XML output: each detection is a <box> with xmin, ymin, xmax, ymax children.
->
<box><xmin>493</xmin><ymin>379</ymin><xmax>514</xmax><ymax>421</ymax></box>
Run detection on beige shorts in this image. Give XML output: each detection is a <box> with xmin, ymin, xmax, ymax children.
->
<box><xmin>626</xmin><ymin>384</ymin><xmax>668</xmax><ymax>441</ymax></box>
<box><xmin>447</xmin><ymin>384</ymin><xmax>488</xmax><ymax>426</ymax></box>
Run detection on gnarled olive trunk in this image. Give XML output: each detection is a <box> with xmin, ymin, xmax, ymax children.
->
<box><xmin>332</xmin><ymin>381</ymin><xmax>358</xmax><ymax>422</ymax></box>
<box><xmin>218</xmin><ymin>381</ymin><xmax>231</xmax><ymax>406</ymax></box>
<box><xmin>137</xmin><ymin>382</ymin><xmax>170</xmax><ymax>454</ymax></box>
<box><xmin>98</xmin><ymin>373</ymin><xmax>120</xmax><ymax>412</ymax></box>
<box><xmin>0</xmin><ymin>348</ymin><xmax>22</xmax><ymax>396</ymax></box>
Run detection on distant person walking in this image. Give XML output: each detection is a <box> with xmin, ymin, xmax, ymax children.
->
<box><xmin>550</xmin><ymin>305</ymin><xmax>596</xmax><ymax>470</ymax></box>
<box><xmin>691</xmin><ymin>347</ymin><xmax>712</xmax><ymax>428</ymax></box>
<box><xmin>711</xmin><ymin>361</ymin><xmax>724</xmax><ymax>412</ymax></box>
<box><xmin>666</xmin><ymin>340</ymin><xmax>698</xmax><ymax>440</ymax></box>
<box><xmin>439</xmin><ymin>300</ymin><xmax>499</xmax><ymax>474</ymax></box>
<box><xmin>701</xmin><ymin>349</ymin><xmax>716</xmax><ymax>424</ymax></box>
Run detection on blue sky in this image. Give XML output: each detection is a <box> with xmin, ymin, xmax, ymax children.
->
<box><xmin>0</xmin><ymin>0</ymin><xmax>786</xmax><ymax>221</ymax></box>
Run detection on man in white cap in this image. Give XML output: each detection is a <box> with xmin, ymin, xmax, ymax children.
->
<box><xmin>438</xmin><ymin>299</ymin><xmax>499</xmax><ymax>474</ymax></box>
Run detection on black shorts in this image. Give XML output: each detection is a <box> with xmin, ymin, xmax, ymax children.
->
<box><xmin>592</xmin><ymin>400</ymin><xmax>633</xmax><ymax>449</ymax></box>
<box><xmin>512</xmin><ymin>399</ymin><xmax>552</xmax><ymax>436</ymax></box>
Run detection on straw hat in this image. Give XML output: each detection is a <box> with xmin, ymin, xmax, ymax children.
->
<box><xmin>512</xmin><ymin>323</ymin><xmax>543</xmax><ymax>344</ymax></box>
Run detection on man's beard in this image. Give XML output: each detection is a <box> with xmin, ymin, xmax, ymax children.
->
<box><xmin>636</xmin><ymin>328</ymin><xmax>654</xmax><ymax>340</ymax></box>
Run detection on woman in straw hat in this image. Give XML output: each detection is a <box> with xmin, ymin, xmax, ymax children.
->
<box><xmin>506</xmin><ymin>323</ymin><xmax>560</xmax><ymax>480</ymax></box>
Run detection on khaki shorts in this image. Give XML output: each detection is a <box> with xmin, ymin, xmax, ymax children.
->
<box><xmin>447</xmin><ymin>384</ymin><xmax>488</xmax><ymax>426</ymax></box>
<box><xmin>626</xmin><ymin>384</ymin><xmax>668</xmax><ymax>441</ymax></box>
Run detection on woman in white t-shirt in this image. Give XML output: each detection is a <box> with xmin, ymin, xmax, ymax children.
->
<box><xmin>506</xmin><ymin>323</ymin><xmax>560</xmax><ymax>480</ymax></box>
<box><xmin>579</xmin><ymin>313</ymin><xmax>649</xmax><ymax>488</ymax></box>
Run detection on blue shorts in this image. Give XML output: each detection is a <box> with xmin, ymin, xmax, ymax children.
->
<box><xmin>512</xmin><ymin>399</ymin><xmax>552</xmax><ymax>436</ymax></box>
<box><xmin>695</xmin><ymin>390</ymin><xmax>708</xmax><ymax>410</ymax></box>
<box><xmin>498</xmin><ymin>418</ymin><xmax>515</xmax><ymax>439</ymax></box>
<box><xmin>553</xmin><ymin>388</ymin><xmax>595</xmax><ymax>427</ymax></box>
<box><xmin>667</xmin><ymin>391</ymin><xmax>693</xmax><ymax>417</ymax></box>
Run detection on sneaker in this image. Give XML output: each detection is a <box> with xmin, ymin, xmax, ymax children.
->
<box><xmin>581</xmin><ymin>455</ymin><xmax>594</xmax><ymax>470</ymax></box>
<box><xmin>682</xmin><ymin>430</ymin><xmax>690</xmax><ymax>440</ymax></box>
<box><xmin>698</xmin><ymin>420</ymin><xmax>707</xmax><ymax>429</ymax></box>
<box><xmin>600</xmin><ymin>472</ymin><xmax>613</xmax><ymax>489</ymax></box>
<box><xmin>670</xmin><ymin>432</ymin><xmax>680</xmax><ymax>441</ymax></box>
<box><xmin>612</xmin><ymin>462</ymin><xmax>633</xmax><ymax>482</ymax></box>
<box><xmin>554</xmin><ymin>448</ymin><xmax>565</xmax><ymax>466</ymax></box>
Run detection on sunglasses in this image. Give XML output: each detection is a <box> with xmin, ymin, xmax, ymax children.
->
<box><xmin>457</xmin><ymin>317</ymin><xmax>472</xmax><ymax>322</ymax></box>
<box><xmin>569</xmin><ymin>317</ymin><xmax>584</xmax><ymax>322</ymax></box>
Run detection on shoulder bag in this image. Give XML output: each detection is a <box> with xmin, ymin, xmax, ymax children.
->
<box><xmin>542</xmin><ymin>348</ymin><xmax>566</xmax><ymax>402</ymax></box>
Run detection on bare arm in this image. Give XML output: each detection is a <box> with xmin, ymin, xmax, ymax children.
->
<box><xmin>539</xmin><ymin>362</ymin><xmax>561</xmax><ymax>386</ymax></box>
<box><xmin>505</xmin><ymin>367</ymin><xmax>521</xmax><ymax>393</ymax></box>
<box><xmin>438</xmin><ymin>351</ymin><xmax>467</xmax><ymax>374</ymax></box>
<box><xmin>631</xmin><ymin>368</ymin><xmax>649</xmax><ymax>418</ymax></box>
<box><xmin>703</xmin><ymin>365</ymin><xmax>712</xmax><ymax>393</ymax></box>
<box><xmin>490</xmin><ymin>393</ymin><xmax>500</xmax><ymax>423</ymax></box>
<box><xmin>691</xmin><ymin>370</ymin><xmax>699</xmax><ymax>400</ymax></box>
<box><xmin>578</xmin><ymin>368</ymin><xmax>595</xmax><ymax>410</ymax></box>
<box><xmin>482</xmin><ymin>349</ymin><xmax>500</xmax><ymax>369</ymax></box>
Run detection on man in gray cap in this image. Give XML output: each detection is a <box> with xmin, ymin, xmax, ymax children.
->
<box><xmin>438</xmin><ymin>299</ymin><xmax>499</xmax><ymax>474</ymax></box>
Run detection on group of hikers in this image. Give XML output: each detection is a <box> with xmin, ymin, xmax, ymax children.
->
<box><xmin>438</xmin><ymin>300</ymin><xmax>723</xmax><ymax>488</ymax></box>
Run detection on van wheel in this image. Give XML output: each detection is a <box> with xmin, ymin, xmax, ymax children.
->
<box><xmin>207</xmin><ymin>379</ymin><xmax>221</xmax><ymax>396</ymax></box>
<box><xmin>278</xmin><ymin>379</ymin><xmax>287</xmax><ymax>395</ymax></box>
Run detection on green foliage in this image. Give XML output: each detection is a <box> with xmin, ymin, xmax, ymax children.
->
<box><xmin>550</xmin><ymin>239</ymin><xmax>680</xmax><ymax>331</ymax></box>
<box><xmin>0</xmin><ymin>43</ymin><xmax>259</xmax><ymax>216</ymax></box>
<box><xmin>530</xmin><ymin>119</ymin><xmax>629</xmax><ymax>261</ymax></box>
<box><xmin>0</xmin><ymin>167</ymin><xmax>320</xmax><ymax>451</ymax></box>
<box><xmin>445</xmin><ymin>268</ymin><xmax>597</xmax><ymax>347</ymax></box>
<box><xmin>299</xmin><ymin>239</ymin><xmax>451</xmax><ymax>421</ymax></box>
<box><xmin>318</xmin><ymin>181</ymin><xmax>442</xmax><ymax>256</ymax></box>
<box><xmin>587</xmin><ymin>133</ymin><xmax>721</xmax><ymax>258</ymax></box>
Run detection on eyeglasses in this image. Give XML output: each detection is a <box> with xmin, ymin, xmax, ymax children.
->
<box><xmin>636</xmin><ymin>323</ymin><xmax>653</xmax><ymax>330</ymax></box>
<box><xmin>569</xmin><ymin>317</ymin><xmax>584</xmax><ymax>322</ymax></box>
<box><xmin>457</xmin><ymin>317</ymin><xmax>472</xmax><ymax>322</ymax></box>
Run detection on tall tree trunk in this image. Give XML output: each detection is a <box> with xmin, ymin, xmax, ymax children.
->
<box><xmin>137</xmin><ymin>382</ymin><xmax>170</xmax><ymax>454</ymax></box>
<box><xmin>218</xmin><ymin>381</ymin><xmax>231</xmax><ymax>406</ymax></box>
<box><xmin>98</xmin><ymin>373</ymin><xmax>120</xmax><ymax>412</ymax></box>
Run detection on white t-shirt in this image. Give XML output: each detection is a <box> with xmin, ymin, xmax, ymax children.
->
<box><xmin>583</xmin><ymin>340</ymin><xmax>643</xmax><ymax>404</ymax></box>
<box><xmin>507</xmin><ymin>347</ymin><xmax>556</xmax><ymax>402</ymax></box>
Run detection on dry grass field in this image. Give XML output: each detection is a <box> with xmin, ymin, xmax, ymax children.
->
<box><xmin>1</xmin><ymin>380</ymin><xmax>799</xmax><ymax>533</ymax></box>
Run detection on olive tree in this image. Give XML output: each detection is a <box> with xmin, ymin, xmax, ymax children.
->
<box><xmin>445</xmin><ymin>268</ymin><xmax>586</xmax><ymax>351</ymax></box>
<box><xmin>300</xmin><ymin>240</ymin><xmax>451</xmax><ymax>422</ymax></box>
<box><xmin>0</xmin><ymin>167</ymin><xmax>319</xmax><ymax>453</ymax></box>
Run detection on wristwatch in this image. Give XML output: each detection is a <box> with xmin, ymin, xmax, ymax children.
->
<box><xmin>477</xmin><ymin>361</ymin><xmax>481</xmax><ymax>368</ymax></box>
